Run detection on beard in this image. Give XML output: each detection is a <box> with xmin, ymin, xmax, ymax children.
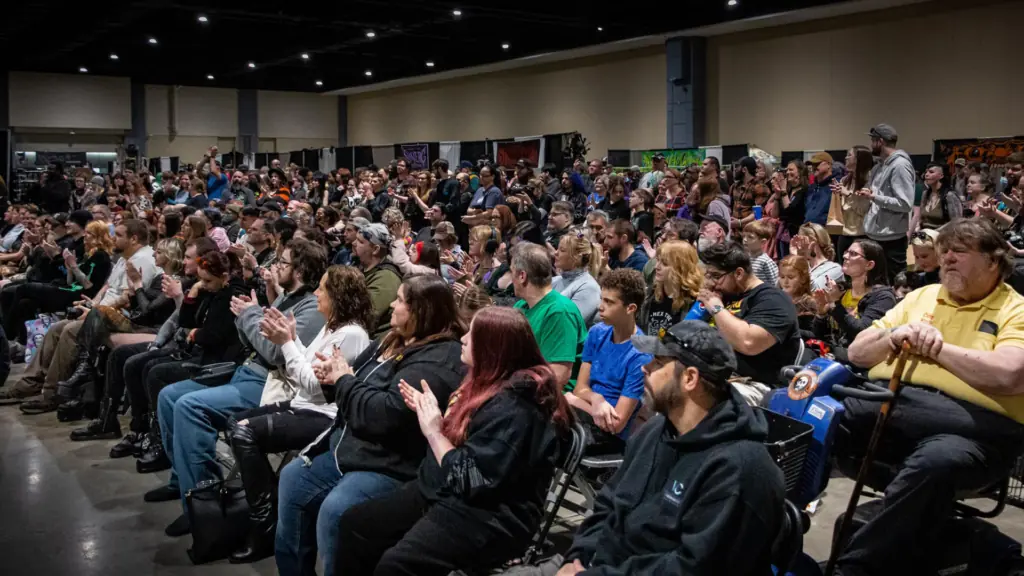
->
<box><xmin>645</xmin><ymin>378</ymin><xmax>685</xmax><ymax>415</ymax></box>
<box><xmin>697</xmin><ymin>237</ymin><xmax>715</xmax><ymax>252</ymax></box>
<box><xmin>940</xmin><ymin>267</ymin><xmax>967</xmax><ymax>293</ymax></box>
<box><xmin>870</xmin><ymin>143</ymin><xmax>883</xmax><ymax>156</ymax></box>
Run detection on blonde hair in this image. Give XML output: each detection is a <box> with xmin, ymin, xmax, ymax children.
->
<box><xmin>911</xmin><ymin>228</ymin><xmax>939</xmax><ymax>248</ymax></box>
<box><xmin>654</xmin><ymin>240</ymin><xmax>703</xmax><ymax>311</ymax></box>
<box><xmin>155</xmin><ymin>238</ymin><xmax>184</xmax><ymax>276</ymax></box>
<box><xmin>558</xmin><ymin>228</ymin><xmax>604</xmax><ymax>278</ymax></box>
<box><xmin>798</xmin><ymin>222</ymin><xmax>836</xmax><ymax>261</ymax></box>
<box><xmin>85</xmin><ymin>220</ymin><xmax>114</xmax><ymax>257</ymax></box>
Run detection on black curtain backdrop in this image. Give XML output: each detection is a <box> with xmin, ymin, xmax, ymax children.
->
<box><xmin>353</xmin><ymin>146</ymin><xmax>374</xmax><ymax>169</ymax></box>
<box><xmin>336</xmin><ymin>147</ymin><xmax>354</xmax><ymax>172</ymax></box>
<box><xmin>460</xmin><ymin>141</ymin><xmax>487</xmax><ymax>166</ymax></box>
<box><xmin>720</xmin><ymin>144</ymin><xmax>748</xmax><ymax>166</ymax></box>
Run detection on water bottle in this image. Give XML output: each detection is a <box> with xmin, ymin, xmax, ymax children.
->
<box><xmin>684</xmin><ymin>301</ymin><xmax>711</xmax><ymax>322</ymax></box>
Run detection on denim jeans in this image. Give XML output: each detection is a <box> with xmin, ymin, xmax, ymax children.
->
<box><xmin>156</xmin><ymin>364</ymin><xmax>264</xmax><ymax>507</ymax></box>
<box><xmin>275</xmin><ymin>430</ymin><xmax>403</xmax><ymax>576</ymax></box>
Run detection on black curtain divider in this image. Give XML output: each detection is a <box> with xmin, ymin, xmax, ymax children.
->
<box><xmin>147</xmin><ymin>158</ymin><xmax>160</xmax><ymax>175</ymax></box>
<box><xmin>780</xmin><ymin>151</ymin><xmax>803</xmax><ymax>167</ymax></box>
<box><xmin>428</xmin><ymin>142</ymin><xmax>440</xmax><ymax>167</ymax></box>
<box><xmin>910</xmin><ymin>154</ymin><xmax>932</xmax><ymax>174</ymax></box>
<box><xmin>460</xmin><ymin>140</ymin><xmax>488</xmax><ymax>166</ymax></box>
<box><xmin>607</xmin><ymin>149</ymin><xmax>631</xmax><ymax>167</ymax></box>
<box><xmin>353</xmin><ymin>146</ymin><xmax>374</xmax><ymax>169</ymax></box>
<box><xmin>825</xmin><ymin>150</ymin><xmax>847</xmax><ymax>164</ymax></box>
<box><xmin>219</xmin><ymin>152</ymin><xmax>244</xmax><ymax>170</ymax></box>
<box><xmin>720</xmin><ymin>144</ymin><xmax>748</xmax><ymax>166</ymax></box>
<box><xmin>289</xmin><ymin>150</ymin><xmax>304</xmax><ymax>167</ymax></box>
<box><xmin>302</xmin><ymin>149</ymin><xmax>320</xmax><ymax>171</ymax></box>
<box><xmin>254</xmin><ymin>153</ymin><xmax>278</xmax><ymax>168</ymax></box>
<box><xmin>336</xmin><ymin>147</ymin><xmax>354</xmax><ymax>172</ymax></box>
<box><xmin>544</xmin><ymin>133</ymin><xmax>567</xmax><ymax>173</ymax></box>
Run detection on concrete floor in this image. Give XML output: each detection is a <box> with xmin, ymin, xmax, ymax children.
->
<box><xmin>3</xmin><ymin>368</ymin><xmax>1024</xmax><ymax>575</ymax></box>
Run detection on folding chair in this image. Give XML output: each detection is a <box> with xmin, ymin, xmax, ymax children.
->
<box><xmin>572</xmin><ymin>453</ymin><xmax>623</xmax><ymax>514</ymax></box>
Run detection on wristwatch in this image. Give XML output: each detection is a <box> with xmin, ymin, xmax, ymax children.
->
<box><xmin>709</xmin><ymin>304</ymin><xmax>725</xmax><ymax>316</ymax></box>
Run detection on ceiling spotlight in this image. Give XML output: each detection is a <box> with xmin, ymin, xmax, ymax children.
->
<box><xmin>78</xmin><ymin>66</ymin><xmax>88</xmax><ymax>73</ymax></box>
<box><xmin>364</xmin><ymin>70</ymin><xmax>373</xmax><ymax>77</ymax></box>
<box><xmin>197</xmin><ymin>15</ymin><xmax>208</xmax><ymax>23</ymax></box>
<box><xmin>315</xmin><ymin>80</ymin><xmax>323</xmax><ymax>86</ymax></box>
<box><xmin>247</xmin><ymin>62</ymin><xmax>256</xmax><ymax>69</ymax></box>
<box><xmin>300</xmin><ymin>53</ymin><xmax>310</xmax><ymax>60</ymax></box>
<box><xmin>452</xmin><ymin>9</ymin><xmax>462</xmax><ymax>16</ymax></box>
<box><xmin>366</xmin><ymin>30</ymin><xmax>376</xmax><ymax>38</ymax></box>
<box><xmin>109</xmin><ymin>53</ymin><xmax>119</xmax><ymax>60</ymax></box>
<box><xmin>501</xmin><ymin>42</ymin><xmax>510</xmax><ymax>50</ymax></box>
<box><xmin>206</xmin><ymin>74</ymin><xmax>215</xmax><ymax>80</ymax></box>
<box><xmin>426</xmin><ymin>61</ymin><xmax>435</xmax><ymax>68</ymax></box>
<box><xmin>148</xmin><ymin>37</ymin><xmax>158</xmax><ymax>45</ymax></box>
<box><xmin>70</xmin><ymin>131</ymin><xmax>76</xmax><ymax>135</ymax></box>
<box><xmin>597</xmin><ymin>26</ymin><xmax>604</xmax><ymax>31</ymax></box>
<box><xmin>727</xmin><ymin>0</ymin><xmax>738</xmax><ymax>5</ymax></box>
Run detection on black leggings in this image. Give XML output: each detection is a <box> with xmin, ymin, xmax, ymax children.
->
<box><xmin>228</xmin><ymin>402</ymin><xmax>333</xmax><ymax>516</ymax></box>
<box><xmin>335</xmin><ymin>480</ymin><xmax>526</xmax><ymax>576</ymax></box>
<box><xmin>110</xmin><ymin>343</ymin><xmax>171</xmax><ymax>431</ymax></box>
<box><xmin>1</xmin><ymin>282</ymin><xmax>78</xmax><ymax>343</ymax></box>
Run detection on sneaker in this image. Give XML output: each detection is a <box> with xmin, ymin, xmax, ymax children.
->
<box><xmin>8</xmin><ymin>341</ymin><xmax>25</xmax><ymax>364</ymax></box>
<box><xmin>0</xmin><ymin>387</ymin><xmax>33</xmax><ymax>406</ymax></box>
<box><xmin>20</xmin><ymin>396</ymin><xmax>61</xmax><ymax>415</ymax></box>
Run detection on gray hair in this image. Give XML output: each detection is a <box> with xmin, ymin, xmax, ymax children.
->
<box><xmin>510</xmin><ymin>242</ymin><xmax>553</xmax><ymax>287</ymax></box>
<box><xmin>587</xmin><ymin>210</ymin><xmax>610</xmax><ymax>223</ymax></box>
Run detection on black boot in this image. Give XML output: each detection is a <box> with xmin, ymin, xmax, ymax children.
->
<box><xmin>70</xmin><ymin>398</ymin><xmax>122</xmax><ymax>441</ymax></box>
<box><xmin>110</xmin><ymin>413</ymin><xmax>151</xmax><ymax>458</ymax></box>
<box><xmin>136</xmin><ymin>419</ymin><xmax>171</xmax><ymax>474</ymax></box>
<box><xmin>57</xmin><ymin>351</ymin><xmax>95</xmax><ymax>401</ymax></box>
<box><xmin>228</xmin><ymin>420</ymin><xmax>277</xmax><ymax>563</ymax></box>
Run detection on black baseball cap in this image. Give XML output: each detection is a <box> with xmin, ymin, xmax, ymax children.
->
<box><xmin>260</xmin><ymin>201</ymin><xmax>282</xmax><ymax>214</ymax></box>
<box><xmin>632</xmin><ymin>321</ymin><xmax>737</xmax><ymax>388</ymax></box>
<box><xmin>652</xmin><ymin>153</ymin><xmax>666</xmax><ymax>162</ymax></box>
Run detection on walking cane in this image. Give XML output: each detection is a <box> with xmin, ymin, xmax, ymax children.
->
<box><xmin>823</xmin><ymin>341</ymin><xmax>913</xmax><ymax>576</ymax></box>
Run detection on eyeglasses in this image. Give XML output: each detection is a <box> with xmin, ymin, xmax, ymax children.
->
<box><xmin>704</xmin><ymin>270</ymin><xmax>728</xmax><ymax>282</ymax></box>
<box><xmin>843</xmin><ymin>250</ymin><xmax>864</xmax><ymax>259</ymax></box>
<box><xmin>278</xmin><ymin>259</ymin><xmax>292</xmax><ymax>267</ymax></box>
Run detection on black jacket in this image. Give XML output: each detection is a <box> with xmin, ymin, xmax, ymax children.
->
<box><xmin>598</xmin><ymin>197</ymin><xmax>630</xmax><ymax>222</ymax></box>
<box><xmin>178</xmin><ymin>276</ymin><xmax>248</xmax><ymax>364</ymax></box>
<box><xmin>418</xmin><ymin>373</ymin><xmax>568</xmax><ymax>543</ymax></box>
<box><xmin>308</xmin><ymin>337</ymin><xmax>465</xmax><ymax>482</ymax></box>
<box><xmin>811</xmin><ymin>286</ymin><xmax>897</xmax><ymax>361</ymax></box>
<box><xmin>126</xmin><ymin>273</ymin><xmax>177</xmax><ymax>328</ymax></box>
<box><xmin>370</xmin><ymin>190</ymin><xmax>392</xmax><ymax>222</ymax></box>
<box><xmin>777</xmin><ymin>185</ymin><xmax>807</xmax><ymax>238</ymax></box>
<box><xmin>565</xmin><ymin>386</ymin><xmax>784</xmax><ymax>576</ymax></box>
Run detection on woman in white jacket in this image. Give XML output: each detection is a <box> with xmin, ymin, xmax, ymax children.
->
<box><xmin>226</xmin><ymin>266</ymin><xmax>373</xmax><ymax>564</ymax></box>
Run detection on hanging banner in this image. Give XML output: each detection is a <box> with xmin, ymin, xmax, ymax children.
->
<box><xmin>934</xmin><ymin>136</ymin><xmax>1024</xmax><ymax>174</ymax></box>
<box><xmin>401</xmin><ymin>143</ymin><xmax>429</xmax><ymax>170</ymax></box>
<box><xmin>640</xmin><ymin>148</ymin><xmax>705</xmax><ymax>170</ymax></box>
<box><xmin>496</xmin><ymin>139</ymin><xmax>541</xmax><ymax>169</ymax></box>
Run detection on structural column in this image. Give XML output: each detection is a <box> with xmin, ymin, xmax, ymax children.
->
<box><xmin>665</xmin><ymin>37</ymin><xmax>707</xmax><ymax>149</ymax></box>
<box><xmin>337</xmin><ymin>95</ymin><xmax>347</xmax><ymax>147</ymax></box>
<box><xmin>125</xmin><ymin>79</ymin><xmax>146</xmax><ymax>157</ymax></box>
<box><xmin>238</xmin><ymin>89</ymin><xmax>258</xmax><ymax>155</ymax></box>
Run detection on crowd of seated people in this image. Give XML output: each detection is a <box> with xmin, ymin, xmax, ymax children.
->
<box><xmin>0</xmin><ymin>129</ymin><xmax>1020</xmax><ymax>576</ymax></box>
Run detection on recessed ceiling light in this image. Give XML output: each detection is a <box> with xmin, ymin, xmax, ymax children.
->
<box><xmin>315</xmin><ymin>80</ymin><xmax>323</xmax><ymax>86</ymax></box>
<box><xmin>206</xmin><ymin>74</ymin><xmax>215</xmax><ymax>80</ymax></box>
<box><xmin>247</xmin><ymin>62</ymin><xmax>256</xmax><ymax>69</ymax></box>
<box><xmin>148</xmin><ymin>37</ymin><xmax>158</xmax><ymax>45</ymax></box>
<box><xmin>452</xmin><ymin>9</ymin><xmax>462</xmax><ymax>16</ymax></box>
<box><xmin>364</xmin><ymin>70</ymin><xmax>373</xmax><ymax>77</ymax></box>
<box><xmin>300</xmin><ymin>53</ymin><xmax>310</xmax><ymax>60</ymax></box>
<box><xmin>109</xmin><ymin>53</ymin><xmax>119</xmax><ymax>60</ymax></box>
<box><xmin>197</xmin><ymin>15</ymin><xmax>208</xmax><ymax>23</ymax></box>
<box><xmin>366</xmin><ymin>31</ymin><xmax>376</xmax><ymax>38</ymax></box>
<box><xmin>426</xmin><ymin>61</ymin><xmax>435</xmax><ymax>68</ymax></box>
<box><xmin>70</xmin><ymin>131</ymin><xmax>76</xmax><ymax>135</ymax></box>
<box><xmin>78</xmin><ymin>66</ymin><xmax>88</xmax><ymax>73</ymax></box>
<box><xmin>501</xmin><ymin>42</ymin><xmax>510</xmax><ymax>50</ymax></box>
<box><xmin>727</xmin><ymin>0</ymin><xmax>738</xmax><ymax>5</ymax></box>
<box><xmin>597</xmin><ymin>26</ymin><xmax>603</xmax><ymax>31</ymax></box>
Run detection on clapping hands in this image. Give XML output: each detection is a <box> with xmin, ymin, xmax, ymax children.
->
<box><xmin>399</xmin><ymin>379</ymin><xmax>443</xmax><ymax>437</ymax></box>
<box><xmin>312</xmin><ymin>348</ymin><xmax>353</xmax><ymax>384</ymax></box>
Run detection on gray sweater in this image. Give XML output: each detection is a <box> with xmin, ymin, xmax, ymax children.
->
<box><xmin>551</xmin><ymin>269</ymin><xmax>601</xmax><ymax>327</ymax></box>
<box><xmin>864</xmin><ymin>150</ymin><xmax>915</xmax><ymax>241</ymax></box>
<box><xmin>235</xmin><ymin>287</ymin><xmax>325</xmax><ymax>379</ymax></box>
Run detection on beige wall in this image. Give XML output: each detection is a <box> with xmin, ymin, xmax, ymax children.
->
<box><xmin>145</xmin><ymin>85</ymin><xmax>239</xmax><ymax>160</ymax></box>
<box><xmin>708</xmin><ymin>1</ymin><xmax>1024</xmax><ymax>155</ymax></box>
<box><xmin>258</xmin><ymin>90</ymin><xmax>338</xmax><ymax>151</ymax></box>
<box><xmin>9</xmin><ymin>72</ymin><xmax>131</xmax><ymax>131</ymax></box>
<box><xmin>347</xmin><ymin>48</ymin><xmax>667</xmax><ymax>160</ymax></box>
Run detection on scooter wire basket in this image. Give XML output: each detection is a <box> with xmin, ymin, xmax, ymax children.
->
<box><xmin>758</xmin><ymin>407</ymin><xmax>814</xmax><ymax>501</ymax></box>
<box><xmin>1006</xmin><ymin>453</ymin><xmax>1024</xmax><ymax>509</ymax></box>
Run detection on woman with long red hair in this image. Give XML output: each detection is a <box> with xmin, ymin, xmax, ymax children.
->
<box><xmin>333</xmin><ymin>306</ymin><xmax>573</xmax><ymax>576</ymax></box>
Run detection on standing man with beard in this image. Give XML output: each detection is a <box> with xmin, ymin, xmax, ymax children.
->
<box><xmin>227</xmin><ymin>170</ymin><xmax>257</xmax><ymax>206</ymax></box>
<box><xmin>841</xmin><ymin>218</ymin><xmax>1024</xmax><ymax>576</ymax></box>
<box><xmin>860</xmin><ymin>123</ymin><xmax>915</xmax><ymax>282</ymax></box>
<box><xmin>547</xmin><ymin>321</ymin><xmax>784</xmax><ymax>576</ymax></box>
<box><xmin>604</xmin><ymin>219</ymin><xmax>649</xmax><ymax>272</ymax></box>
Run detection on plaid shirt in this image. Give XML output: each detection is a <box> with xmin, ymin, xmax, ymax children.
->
<box><xmin>730</xmin><ymin>180</ymin><xmax>769</xmax><ymax>220</ymax></box>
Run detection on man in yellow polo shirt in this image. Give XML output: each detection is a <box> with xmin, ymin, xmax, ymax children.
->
<box><xmin>834</xmin><ymin>218</ymin><xmax>1024</xmax><ymax>576</ymax></box>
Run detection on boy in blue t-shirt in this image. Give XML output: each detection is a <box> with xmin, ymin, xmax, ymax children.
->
<box><xmin>567</xmin><ymin>268</ymin><xmax>652</xmax><ymax>454</ymax></box>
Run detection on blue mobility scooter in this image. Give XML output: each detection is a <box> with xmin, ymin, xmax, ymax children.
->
<box><xmin>764</xmin><ymin>357</ymin><xmax>1024</xmax><ymax>576</ymax></box>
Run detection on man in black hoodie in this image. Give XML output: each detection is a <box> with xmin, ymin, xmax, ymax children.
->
<box><xmin>554</xmin><ymin>321</ymin><xmax>785</xmax><ymax>576</ymax></box>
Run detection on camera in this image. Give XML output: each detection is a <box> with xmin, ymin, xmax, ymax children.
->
<box><xmin>1006</xmin><ymin>229</ymin><xmax>1024</xmax><ymax>250</ymax></box>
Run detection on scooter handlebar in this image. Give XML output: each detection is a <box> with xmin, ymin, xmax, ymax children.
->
<box><xmin>831</xmin><ymin>381</ymin><xmax>894</xmax><ymax>402</ymax></box>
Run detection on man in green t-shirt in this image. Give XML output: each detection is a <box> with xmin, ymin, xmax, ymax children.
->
<box><xmin>511</xmin><ymin>243</ymin><xmax>587</xmax><ymax>391</ymax></box>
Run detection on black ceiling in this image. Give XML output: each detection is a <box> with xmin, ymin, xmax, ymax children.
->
<box><xmin>3</xmin><ymin>0</ymin><xmax>849</xmax><ymax>93</ymax></box>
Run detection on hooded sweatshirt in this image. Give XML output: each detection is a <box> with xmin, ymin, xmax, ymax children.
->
<box><xmin>863</xmin><ymin>150</ymin><xmax>915</xmax><ymax>241</ymax></box>
<box><xmin>564</xmin><ymin>385</ymin><xmax>785</xmax><ymax>576</ymax></box>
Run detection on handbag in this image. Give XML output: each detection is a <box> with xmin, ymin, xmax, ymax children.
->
<box><xmin>192</xmin><ymin>361</ymin><xmax>239</xmax><ymax>386</ymax></box>
<box><xmin>185</xmin><ymin>477</ymin><xmax>249</xmax><ymax>564</ymax></box>
<box><xmin>826</xmin><ymin>188</ymin><xmax>845</xmax><ymax>235</ymax></box>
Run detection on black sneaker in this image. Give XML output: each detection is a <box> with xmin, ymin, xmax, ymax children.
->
<box><xmin>110</xmin><ymin>431</ymin><xmax>144</xmax><ymax>459</ymax></box>
<box><xmin>165</xmin><ymin>514</ymin><xmax>190</xmax><ymax>537</ymax></box>
<box><xmin>144</xmin><ymin>484</ymin><xmax>179</xmax><ymax>503</ymax></box>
